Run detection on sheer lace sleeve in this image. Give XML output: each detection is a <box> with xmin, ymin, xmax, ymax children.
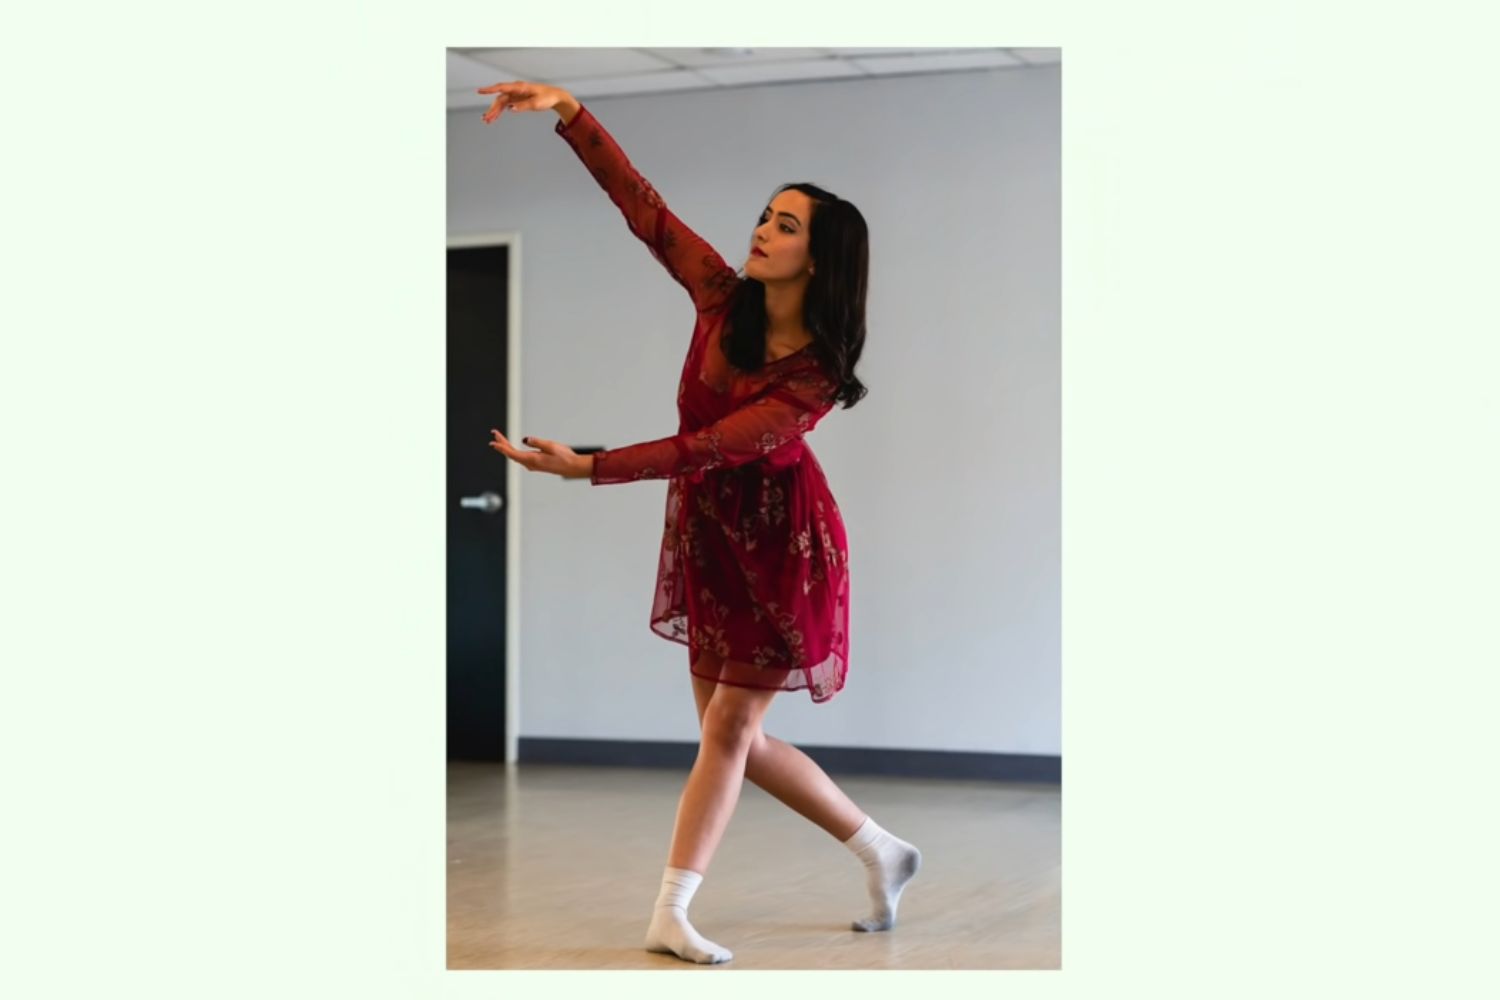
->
<box><xmin>590</xmin><ymin>367</ymin><xmax>837</xmax><ymax>485</ymax></box>
<box><xmin>555</xmin><ymin>105</ymin><xmax>739</xmax><ymax>314</ymax></box>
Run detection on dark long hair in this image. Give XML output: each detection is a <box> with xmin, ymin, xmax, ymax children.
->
<box><xmin>719</xmin><ymin>182</ymin><xmax>869</xmax><ymax>409</ymax></box>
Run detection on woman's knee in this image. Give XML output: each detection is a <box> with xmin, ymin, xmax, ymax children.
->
<box><xmin>700</xmin><ymin>692</ymin><xmax>770</xmax><ymax>757</ymax></box>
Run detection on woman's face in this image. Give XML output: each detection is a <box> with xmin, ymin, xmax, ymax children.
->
<box><xmin>746</xmin><ymin>189</ymin><xmax>816</xmax><ymax>283</ymax></box>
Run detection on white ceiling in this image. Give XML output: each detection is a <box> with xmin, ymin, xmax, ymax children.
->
<box><xmin>447</xmin><ymin>47</ymin><xmax>1059</xmax><ymax>109</ymax></box>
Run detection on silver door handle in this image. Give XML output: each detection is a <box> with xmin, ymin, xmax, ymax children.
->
<box><xmin>459</xmin><ymin>491</ymin><xmax>503</xmax><ymax>514</ymax></box>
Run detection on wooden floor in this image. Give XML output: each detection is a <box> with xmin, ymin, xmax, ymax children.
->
<box><xmin>447</xmin><ymin>760</ymin><xmax>1060</xmax><ymax>970</ymax></box>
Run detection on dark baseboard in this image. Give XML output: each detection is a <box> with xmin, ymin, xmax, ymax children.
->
<box><xmin>518</xmin><ymin>738</ymin><xmax>1060</xmax><ymax>784</ymax></box>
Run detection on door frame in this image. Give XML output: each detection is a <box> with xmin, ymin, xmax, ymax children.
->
<box><xmin>447</xmin><ymin>229</ymin><xmax>523</xmax><ymax>764</ymax></box>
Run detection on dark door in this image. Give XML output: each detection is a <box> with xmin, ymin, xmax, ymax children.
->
<box><xmin>447</xmin><ymin>244</ymin><xmax>510</xmax><ymax>761</ymax></box>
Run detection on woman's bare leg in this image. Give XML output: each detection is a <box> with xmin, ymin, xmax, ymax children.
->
<box><xmin>691</xmin><ymin>656</ymin><xmax>867</xmax><ymax>842</ymax></box>
<box><xmin>644</xmin><ymin>665</ymin><xmax>777</xmax><ymax>963</ymax></box>
<box><xmin>667</xmin><ymin>675</ymin><xmax>777</xmax><ymax>873</ymax></box>
<box><xmin>746</xmin><ymin>734</ymin><xmax>868</xmax><ymax>840</ymax></box>
<box><xmin>688</xmin><ymin>654</ymin><xmax>921</xmax><ymax>932</ymax></box>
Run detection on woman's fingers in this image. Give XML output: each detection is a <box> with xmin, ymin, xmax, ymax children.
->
<box><xmin>480</xmin><ymin>83</ymin><xmax>510</xmax><ymax>123</ymax></box>
<box><xmin>490</xmin><ymin>429</ymin><xmax>563</xmax><ymax>475</ymax></box>
<box><xmin>491</xmin><ymin>441</ymin><xmax>537</xmax><ymax>470</ymax></box>
<box><xmin>489</xmin><ymin>429</ymin><xmax>522</xmax><ymax>458</ymax></box>
<box><xmin>478</xmin><ymin>82</ymin><xmax>545</xmax><ymax>122</ymax></box>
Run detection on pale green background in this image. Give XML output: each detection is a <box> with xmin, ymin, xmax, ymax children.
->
<box><xmin>4</xmin><ymin>0</ymin><xmax>1496</xmax><ymax>996</ymax></box>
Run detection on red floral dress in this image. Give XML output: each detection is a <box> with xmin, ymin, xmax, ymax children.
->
<box><xmin>555</xmin><ymin>104</ymin><xmax>852</xmax><ymax>703</ymax></box>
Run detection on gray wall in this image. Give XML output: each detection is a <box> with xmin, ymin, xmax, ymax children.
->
<box><xmin>447</xmin><ymin>66</ymin><xmax>1059</xmax><ymax>755</ymax></box>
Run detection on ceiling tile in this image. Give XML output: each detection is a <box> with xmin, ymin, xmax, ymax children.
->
<box><xmin>1009</xmin><ymin>48</ymin><xmax>1061</xmax><ymax>64</ymax></box>
<box><xmin>447</xmin><ymin>50</ymin><xmax>517</xmax><ymax>91</ymax></box>
<box><xmin>828</xmin><ymin>48</ymin><xmax>943</xmax><ymax>56</ymax></box>
<box><xmin>447</xmin><ymin>46</ymin><xmax>1048</xmax><ymax>105</ymax></box>
<box><xmin>850</xmin><ymin>50</ymin><xmax>1024</xmax><ymax>75</ymax></box>
<box><xmin>639</xmin><ymin>47</ymin><xmax>832</xmax><ymax>68</ymax></box>
<box><xmin>460</xmin><ymin>47</ymin><xmax>673</xmax><ymax>79</ymax></box>
<box><xmin>695</xmin><ymin>60</ymin><xmax>865</xmax><ymax>85</ymax></box>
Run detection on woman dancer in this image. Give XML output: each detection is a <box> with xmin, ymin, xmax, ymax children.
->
<box><xmin>480</xmin><ymin>80</ymin><xmax>920</xmax><ymax>965</ymax></box>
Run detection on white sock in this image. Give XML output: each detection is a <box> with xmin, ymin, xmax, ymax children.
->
<box><xmin>643</xmin><ymin>866</ymin><xmax>734</xmax><ymax>964</ymax></box>
<box><xmin>843</xmin><ymin>816</ymin><xmax>922</xmax><ymax>932</ymax></box>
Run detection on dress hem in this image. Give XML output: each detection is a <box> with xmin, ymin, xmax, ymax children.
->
<box><xmin>649</xmin><ymin>621</ymin><xmax>844</xmax><ymax>703</ymax></box>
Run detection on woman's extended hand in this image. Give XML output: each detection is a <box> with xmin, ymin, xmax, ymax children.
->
<box><xmin>477</xmin><ymin>81</ymin><xmax>573</xmax><ymax>124</ymax></box>
<box><xmin>489</xmin><ymin>429</ymin><xmax>592</xmax><ymax>480</ymax></box>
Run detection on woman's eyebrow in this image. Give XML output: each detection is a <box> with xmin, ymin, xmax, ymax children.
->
<box><xmin>763</xmin><ymin>209</ymin><xmax>803</xmax><ymax>226</ymax></box>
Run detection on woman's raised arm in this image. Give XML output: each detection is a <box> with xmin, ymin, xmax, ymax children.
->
<box><xmin>480</xmin><ymin>80</ymin><xmax>739</xmax><ymax>315</ymax></box>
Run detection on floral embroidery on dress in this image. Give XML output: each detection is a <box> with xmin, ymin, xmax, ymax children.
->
<box><xmin>694</xmin><ymin>489</ymin><xmax>744</xmax><ymax>546</ymax></box>
<box><xmin>751</xmin><ymin>644</ymin><xmax>783</xmax><ymax>668</ymax></box>
<box><xmin>691</xmin><ymin>426</ymin><xmax>727</xmax><ymax>470</ymax></box>
<box><xmin>679</xmin><ymin>505</ymin><xmax>707</xmax><ymax>569</ymax></box>
<box><xmin>690</xmin><ymin>586</ymin><xmax>733</xmax><ymax>658</ymax></box>
<box><xmin>789</xmin><ymin>529</ymin><xmax>812</xmax><ymax>558</ymax></box>
<box><xmin>757</xmin><ymin>478</ymin><xmax>786</xmax><ymax>528</ymax></box>
<box><xmin>760</xmin><ymin>601</ymin><xmax>807</xmax><ymax>669</ymax></box>
<box><xmin>802</xmin><ymin>554</ymin><xmax>828</xmax><ymax>595</ymax></box>
<box><xmin>702</xmin><ymin>261</ymin><xmax>736</xmax><ymax>297</ymax></box>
